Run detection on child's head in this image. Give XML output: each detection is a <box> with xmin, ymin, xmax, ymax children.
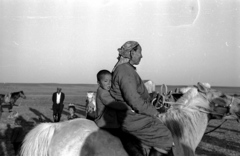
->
<box><xmin>97</xmin><ymin>70</ymin><xmax>112</xmax><ymax>91</ymax></box>
<box><xmin>68</xmin><ymin>104</ymin><xmax>76</xmax><ymax>115</ymax></box>
<box><xmin>14</xmin><ymin>116</ymin><xmax>23</xmax><ymax>125</ymax></box>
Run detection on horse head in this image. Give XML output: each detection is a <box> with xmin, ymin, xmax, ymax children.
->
<box><xmin>211</xmin><ymin>94</ymin><xmax>240</xmax><ymax>122</ymax></box>
<box><xmin>157</xmin><ymin>83</ymin><xmax>238</xmax><ymax>154</ymax></box>
<box><xmin>195</xmin><ymin>82</ymin><xmax>240</xmax><ymax>121</ymax></box>
<box><xmin>86</xmin><ymin>91</ymin><xmax>96</xmax><ymax>113</ymax></box>
<box><xmin>20</xmin><ymin>91</ymin><xmax>26</xmax><ymax>99</ymax></box>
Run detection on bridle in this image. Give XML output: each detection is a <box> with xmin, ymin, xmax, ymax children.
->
<box><xmin>152</xmin><ymin>88</ymin><xmax>235</xmax><ymax>134</ymax></box>
<box><xmin>213</xmin><ymin>96</ymin><xmax>234</xmax><ymax>114</ymax></box>
<box><xmin>192</xmin><ymin>95</ymin><xmax>234</xmax><ymax>135</ymax></box>
<box><xmin>152</xmin><ymin>84</ymin><xmax>184</xmax><ymax>110</ymax></box>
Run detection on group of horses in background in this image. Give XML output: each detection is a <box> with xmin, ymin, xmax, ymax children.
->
<box><xmin>0</xmin><ymin>91</ymin><xmax>26</xmax><ymax>120</ymax></box>
<box><xmin>20</xmin><ymin>82</ymin><xmax>240</xmax><ymax>156</ymax></box>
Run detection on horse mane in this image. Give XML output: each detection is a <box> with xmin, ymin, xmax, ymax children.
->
<box><xmin>158</xmin><ymin>88</ymin><xmax>210</xmax><ymax>155</ymax></box>
<box><xmin>11</xmin><ymin>91</ymin><xmax>24</xmax><ymax>96</ymax></box>
<box><xmin>21</xmin><ymin>123</ymin><xmax>58</xmax><ymax>156</ymax></box>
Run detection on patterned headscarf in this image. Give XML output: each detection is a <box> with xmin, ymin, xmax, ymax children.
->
<box><xmin>113</xmin><ymin>41</ymin><xmax>139</xmax><ymax>72</ymax></box>
<box><xmin>117</xmin><ymin>41</ymin><xmax>139</xmax><ymax>59</ymax></box>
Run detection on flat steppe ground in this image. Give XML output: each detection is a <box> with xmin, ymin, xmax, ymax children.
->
<box><xmin>0</xmin><ymin>83</ymin><xmax>240</xmax><ymax>156</ymax></box>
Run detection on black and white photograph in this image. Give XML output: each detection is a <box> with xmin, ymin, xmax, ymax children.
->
<box><xmin>0</xmin><ymin>0</ymin><xmax>240</xmax><ymax>156</ymax></box>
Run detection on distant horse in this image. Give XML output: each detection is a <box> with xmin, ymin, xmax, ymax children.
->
<box><xmin>0</xmin><ymin>91</ymin><xmax>26</xmax><ymax>115</ymax></box>
<box><xmin>143</xmin><ymin>80</ymin><xmax>155</xmax><ymax>93</ymax></box>
<box><xmin>20</xmin><ymin>83</ymin><xmax>240</xmax><ymax>156</ymax></box>
<box><xmin>85</xmin><ymin>91</ymin><xmax>96</xmax><ymax>120</ymax></box>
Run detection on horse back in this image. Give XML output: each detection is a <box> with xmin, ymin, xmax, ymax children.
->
<box><xmin>48</xmin><ymin>119</ymin><xmax>127</xmax><ymax>156</ymax></box>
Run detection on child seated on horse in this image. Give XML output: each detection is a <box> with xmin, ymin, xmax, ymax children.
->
<box><xmin>88</xmin><ymin>69</ymin><xmax>173</xmax><ymax>156</ymax></box>
<box><xmin>94</xmin><ymin>70</ymin><xmax>131</xmax><ymax>134</ymax></box>
<box><xmin>67</xmin><ymin>104</ymin><xmax>78</xmax><ymax>120</ymax></box>
<box><xmin>95</xmin><ymin>70</ymin><xmax>145</xmax><ymax>155</ymax></box>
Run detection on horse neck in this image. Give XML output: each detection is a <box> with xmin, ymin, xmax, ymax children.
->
<box><xmin>11</xmin><ymin>92</ymin><xmax>20</xmax><ymax>100</ymax></box>
<box><xmin>159</xmin><ymin>96</ymin><xmax>210</xmax><ymax>153</ymax></box>
<box><xmin>182</xmin><ymin>96</ymin><xmax>211</xmax><ymax>149</ymax></box>
<box><xmin>182</xmin><ymin>107</ymin><xmax>209</xmax><ymax>151</ymax></box>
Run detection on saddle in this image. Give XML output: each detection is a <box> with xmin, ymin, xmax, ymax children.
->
<box><xmin>150</xmin><ymin>84</ymin><xmax>183</xmax><ymax>113</ymax></box>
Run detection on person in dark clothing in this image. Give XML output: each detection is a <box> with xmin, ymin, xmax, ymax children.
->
<box><xmin>11</xmin><ymin>117</ymin><xmax>25</xmax><ymax>156</ymax></box>
<box><xmin>52</xmin><ymin>87</ymin><xmax>65</xmax><ymax>122</ymax></box>
<box><xmin>109</xmin><ymin>41</ymin><xmax>174</xmax><ymax>156</ymax></box>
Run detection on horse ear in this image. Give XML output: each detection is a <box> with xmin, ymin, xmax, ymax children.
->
<box><xmin>175</xmin><ymin>88</ymin><xmax>180</xmax><ymax>93</ymax></box>
<box><xmin>196</xmin><ymin>82</ymin><xmax>209</xmax><ymax>93</ymax></box>
<box><xmin>167</xmin><ymin>91</ymin><xmax>172</xmax><ymax>97</ymax></box>
<box><xmin>160</xmin><ymin>84</ymin><xmax>168</xmax><ymax>95</ymax></box>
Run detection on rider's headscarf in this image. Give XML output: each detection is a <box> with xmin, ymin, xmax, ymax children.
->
<box><xmin>112</xmin><ymin>41</ymin><xmax>139</xmax><ymax>72</ymax></box>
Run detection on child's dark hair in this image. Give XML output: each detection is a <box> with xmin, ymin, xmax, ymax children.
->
<box><xmin>68</xmin><ymin>106</ymin><xmax>76</xmax><ymax>112</ymax></box>
<box><xmin>97</xmin><ymin>70</ymin><xmax>111</xmax><ymax>81</ymax></box>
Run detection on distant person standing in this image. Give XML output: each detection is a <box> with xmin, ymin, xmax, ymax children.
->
<box><xmin>52</xmin><ymin>87</ymin><xmax>65</xmax><ymax>122</ymax></box>
<box><xmin>11</xmin><ymin>117</ymin><xmax>25</xmax><ymax>156</ymax></box>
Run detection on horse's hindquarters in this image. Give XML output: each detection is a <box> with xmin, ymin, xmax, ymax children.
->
<box><xmin>47</xmin><ymin>119</ymin><xmax>128</xmax><ymax>156</ymax></box>
<box><xmin>80</xmin><ymin>130</ymin><xmax>128</xmax><ymax>156</ymax></box>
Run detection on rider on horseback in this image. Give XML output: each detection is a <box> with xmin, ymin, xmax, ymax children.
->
<box><xmin>94</xmin><ymin>41</ymin><xmax>174</xmax><ymax>156</ymax></box>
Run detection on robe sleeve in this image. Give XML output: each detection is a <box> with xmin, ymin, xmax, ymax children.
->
<box><xmin>118</xmin><ymin>69</ymin><xmax>159</xmax><ymax>117</ymax></box>
<box><xmin>100</xmin><ymin>90</ymin><xmax>130</xmax><ymax>111</ymax></box>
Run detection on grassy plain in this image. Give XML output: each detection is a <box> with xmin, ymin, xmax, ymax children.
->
<box><xmin>0</xmin><ymin>83</ymin><xmax>240</xmax><ymax>156</ymax></box>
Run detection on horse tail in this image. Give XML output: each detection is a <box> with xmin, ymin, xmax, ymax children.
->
<box><xmin>21</xmin><ymin>123</ymin><xmax>58</xmax><ymax>156</ymax></box>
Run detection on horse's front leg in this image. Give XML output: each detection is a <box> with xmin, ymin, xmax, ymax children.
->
<box><xmin>0</xmin><ymin>102</ymin><xmax>3</xmax><ymax>112</ymax></box>
<box><xmin>0</xmin><ymin>103</ymin><xmax>2</xmax><ymax>121</ymax></box>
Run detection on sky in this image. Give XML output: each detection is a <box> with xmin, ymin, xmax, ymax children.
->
<box><xmin>0</xmin><ymin>0</ymin><xmax>240</xmax><ymax>86</ymax></box>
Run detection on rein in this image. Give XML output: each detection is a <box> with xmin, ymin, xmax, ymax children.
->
<box><xmin>214</xmin><ymin>96</ymin><xmax>234</xmax><ymax>109</ymax></box>
<box><xmin>204</xmin><ymin>120</ymin><xmax>227</xmax><ymax>135</ymax></box>
<box><xmin>198</xmin><ymin>96</ymin><xmax>234</xmax><ymax>135</ymax></box>
<box><xmin>153</xmin><ymin>87</ymin><xmax>235</xmax><ymax>135</ymax></box>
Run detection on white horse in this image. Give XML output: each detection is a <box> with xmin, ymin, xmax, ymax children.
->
<box><xmin>20</xmin><ymin>83</ymin><xmax>240</xmax><ymax>156</ymax></box>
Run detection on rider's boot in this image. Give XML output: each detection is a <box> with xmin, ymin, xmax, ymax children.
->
<box><xmin>123</xmin><ymin>141</ymin><xmax>144</xmax><ymax>156</ymax></box>
<box><xmin>57</xmin><ymin>114</ymin><xmax>61</xmax><ymax>122</ymax></box>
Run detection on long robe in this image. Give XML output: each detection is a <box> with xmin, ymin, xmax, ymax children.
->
<box><xmin>110</xmin><ymin>63</ymin><xmax>173</xmax><ymax>150</ymax></box>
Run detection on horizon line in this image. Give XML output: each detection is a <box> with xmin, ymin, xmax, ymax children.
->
<box><xmin>0</xmin><ymin>82</ymin><xmax>239</xmax><ymax>88</ymax></box>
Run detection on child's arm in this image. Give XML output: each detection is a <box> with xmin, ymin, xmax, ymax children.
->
<box><xmin>100</xmin><ymin>91</ymin><xmax>130</xmax><ymax>110</ymax></box>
